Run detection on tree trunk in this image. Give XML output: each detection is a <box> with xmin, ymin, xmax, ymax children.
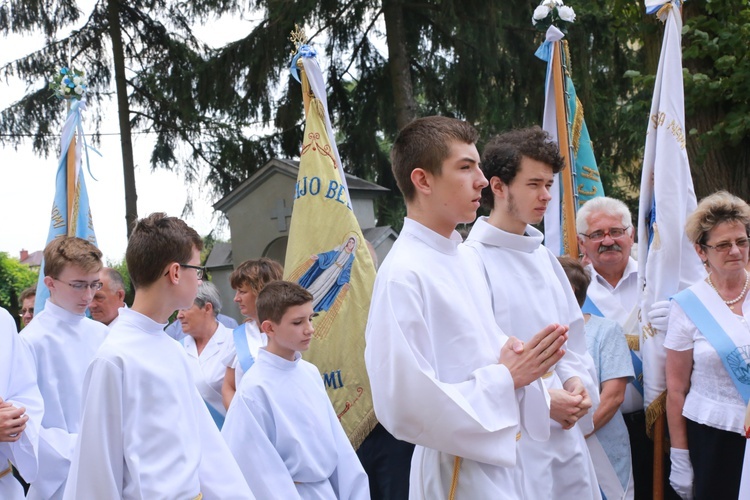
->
<box><xmin>383</xmin><ymin>0</ymin><xmax>417</xmax><ymax>130</ymax></box>
<box><xmin>108</xmin><ymin>0</ymin><xmax>138</xmax><ymax>237</ymax></box>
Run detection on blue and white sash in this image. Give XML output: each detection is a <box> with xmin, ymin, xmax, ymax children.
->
<box><xmin>672</xmin><ymin>282</ymin><xmax>750</xmax><ymax>405</ymax></box>
<box><xmin>584</xmin><ymin>297</ymin><xmax>644</xmax><ymax>397</ymax></box>
<box><xmin>233</xmin><ymin>324</ymin><xmax>255</xmax><ymax>373</ymax></box>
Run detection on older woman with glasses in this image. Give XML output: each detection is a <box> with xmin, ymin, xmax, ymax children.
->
<box><xmin>665</xmin><ymin>191</ymin><xmax>750</xmax><ymax>499</ymax></box>
<box><xmin>177</xmin><ymin>280</ymin><xmax>231</xmax><ymax>429</ymax></box>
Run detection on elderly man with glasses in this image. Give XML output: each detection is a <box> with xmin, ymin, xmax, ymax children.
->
<box><xmin>577</xmin><ymin>196</ymin><xmax>680</xmax><ymax>500</ymax></box>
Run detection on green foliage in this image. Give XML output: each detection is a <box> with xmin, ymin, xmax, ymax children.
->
<box><xmin>0</xmin><ymin>252</ymin><xmax>38</xmax><ymax>311</ymax></box>
<box><xmin>106</xmin><ymin>256</ymin><xmax>134</xmax><ymax>306</ymax></box>
<box><xmin>3</xmin><ymin>0</ymin><xmax>749</xmax><ymax>221</ymax></box>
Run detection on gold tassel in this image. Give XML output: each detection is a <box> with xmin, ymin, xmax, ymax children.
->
<box><xmin>571</xmin><ymin>96</ymin><xmax>584</xmax><ymax>156</ymax></box>
<box><xmin>625</xmin><ymin>334</ymin><xmax>640</xmax><ymax>351</ymax></box>
<box><xmin>349</xmin><ymin>409</ymin><xmax>379</xmax><ymax>450</ymax></box>
<box><xmin>449</xmin><ymin>456</ymin><xmax>462</xmax><ymax>500</ymax></box>
<box><xmin>646</xmin><ymin>390</ymin><xmax>667</xmax><ymax>439</ymax></box>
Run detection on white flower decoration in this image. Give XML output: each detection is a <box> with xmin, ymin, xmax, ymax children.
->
<box><xmin>74</xmin><ymin>85</ymin><xmax>84</xmax><ymax>95</ymax></box>
<box><xmin>558</xmin><ymin>5</ymin><xmax>576</xmax><ymax>22</ymax></box>
<box><xmin>64</xmin><ymin>86</ymin><xmax>71</xmax><ymax>94</ymax></box>
<box><xmin>533</xmin><ymin>5</ymin><xmax>551</xmax><ymax>23</ymax></box>
<box><xmin>73</xmin><ymin>76</ymin><xmax>82</xmax><ymax>85</ymax></box>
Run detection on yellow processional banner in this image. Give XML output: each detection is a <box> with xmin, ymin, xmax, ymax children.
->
<box><xmin>285</xmin><ymin>50</ymin><xmax>377</xmax><ymax>448</ymax></box>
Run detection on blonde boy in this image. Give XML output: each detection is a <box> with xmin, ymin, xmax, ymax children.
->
<box><xmin>21</xmin><ymin>236</ymin><xmax>108</xmax><ymax>500</ymax></box>
<box><xmin>222</xmin><ymin>281</ymin><xmax>370</xmax><ymax>499</ymax></box>
<box><xmin>364</xmin><ymin>116</ymin><xmax>569</xmax><ymax>498</ymax></box>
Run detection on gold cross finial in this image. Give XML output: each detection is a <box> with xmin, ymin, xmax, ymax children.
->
<box><xmin>289</xmin><ymin>24</ymin><xmax>307</xmax><ymax>56</ymax></box>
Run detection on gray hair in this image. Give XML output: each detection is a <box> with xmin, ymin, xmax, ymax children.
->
<box><xmin>194</xmin><ymin>281</ymin><xmax>222</xmax><ymax>317</ymax></box>
<box><xmin>576</xmin><ymin>196</ymin><xmax>633</xmax><ymax>235</ymax></box>
<box><xmin>102</xmin><ymin>267</ymin><xmax>126</xmax><ymax>292</ymax></box>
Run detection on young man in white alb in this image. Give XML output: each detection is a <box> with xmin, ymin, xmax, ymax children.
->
<box><xmin>365</xmin><ymin>116</ymin><xmax>569</xmax><ymax>498</ymax></box>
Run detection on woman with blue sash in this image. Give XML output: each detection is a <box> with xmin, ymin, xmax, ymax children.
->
<box><xmin>178</xmin><ymin>281</ymin><xmax>231</xmax><ymax>429</ymax></box>
<box><xmin>665</xmin><ymin>191</ymin><xmax>750</xmax><ymax>499</ymax></box>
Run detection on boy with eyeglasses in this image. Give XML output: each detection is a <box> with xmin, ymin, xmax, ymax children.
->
<box><xmin>21</xmin><ymin>236</ymin><xmax>108</xmax><ymax>500</ymax></box>
<box><xmin>63</xmin><ymin>213</ymin><xmax>253</xmax><ymax>499</ymax></box>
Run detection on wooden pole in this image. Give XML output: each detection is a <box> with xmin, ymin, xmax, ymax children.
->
<box><xmin>653</xmin><ymin>412</ymin><xmax>666</xmax><ymax>499</ymax></box>
<box><xmin>551</xmin><ymin>41</ymin><xmax>579</xmax><ymax>257</ymax></box>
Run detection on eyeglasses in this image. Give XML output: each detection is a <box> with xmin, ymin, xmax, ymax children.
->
<box><xmin>53</xmin><ymin>278</ymin><xmax>103</xmax><ymax>292</ymax></box>
<box><xmin>19</xmin><ymin>307</ymin><xmax>34</xmax><ymax>317</ymax></box>
<box><xmin>164</xmin><ymin>264</ymin><xmax>206</xmax><ymax>280</ymax></box>
<box><xmin>579</xmin><ymin>227</ymin><xmax>630</xmax><ymax>243</ymax></box>
<box><xmin>702</xmin><ymin>238</ymin><xmax>750</xmax><ymax>253</ymax></box>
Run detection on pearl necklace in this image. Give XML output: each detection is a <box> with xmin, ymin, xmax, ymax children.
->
<box><xmin>707</xmin><ymin>270</ymin><xmax>750</xmax><ymax>309</ymax></box>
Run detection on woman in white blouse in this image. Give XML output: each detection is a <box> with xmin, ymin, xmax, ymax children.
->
<box><xmin>177</xmin><ymin>281</ymin><xmax>232</xmax><ymax>428</ymax></box>
<box><xmin>666</xmin><ymin>191</ymin><xmax>750</xmax><ymax>499</ymax></box>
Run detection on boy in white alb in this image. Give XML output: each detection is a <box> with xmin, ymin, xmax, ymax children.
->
<box><xmin>63</xmin><ymin>213</ymin><xmax>254</xmax><ymax>499</ymax></box>
<box><xmin>1</xmin><ymin>308</ymin><xmax>44</xmax><ymax>500</ymax></box>
<box><xmin>21</xmin><ymin>236</ymin><xmax>108</xmax><ymax>500</ymax></box>
<box><xmin>364</xmin><ymin>116</ymin><xmax>570</xmax><ymax>498</ymax></box>
<box><xmin>462</xmin><ymin>127</ymin><xmax>601</xmax><ymax>499</ymax></box>
<box><xmin>222</xmin><ymin>281</ymin><xmax>369</xmax><ymax>499</ymax></box>
<box><xmin>220</xmin><ymin>258</ymin><xmax>284</xmax><ymax>409</ymax></box>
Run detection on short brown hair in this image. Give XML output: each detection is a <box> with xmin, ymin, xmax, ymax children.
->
<box><xmin>230</xmin><ymin>258</ymin><xmax>284</xmax><ymax>294</ymax></box>
<box><xmin>256</xmin><ymin>281</ymin><xmax>313</xmax><ymax>324</ymax></box>
<box><xmin>391</xmin><ymin>116</ymin><xmax>479</xmax><ymax>201</ymax></box>
<box><xmin>19</xmin><ymin>286</ymin><xmax>36</xmax><ymax>304</ymax></box>
<box><xmin>43</xmin><ymin>236</ymin><xmax>103</xmax><ymax>278</ymax></box>
<box><xmin>481</xmin><ymin>127</ymin><xmax>564</xmax><ymax>210</ymax></box>
<box><xmin>686</xmin><ymin>191</ymin><xmax>750</xmax><ymax>245</ymax></box>
<box><xmin>557</xmin><ymin>256</ymin><xmax>591</xmax><ymax>308</ymax></box>
<box><xmin>126</xmin><ymin>213</ymin><xmax>202</xmax><ymax>289</ymax></box>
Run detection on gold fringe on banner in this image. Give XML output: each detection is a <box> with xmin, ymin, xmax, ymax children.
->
<box><xmin>625</xmin><ymin>334</ymin><xmax>640</xmax><ymax>351</ymax></box>
<box><xmin>646</xmin><ymin>390</ymin><xmax>667</xmax><ymax>439</ymax></box>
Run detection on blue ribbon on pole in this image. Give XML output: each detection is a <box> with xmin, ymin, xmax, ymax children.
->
<box><xmin>535</xmin><ymin>40</ymin><xmax>553</xmax><ymax>63</ymax></box>
<box><xmin>290</xmin><ymin>44</ymin><xmax>318</xmax><ymax>83</ymax></box>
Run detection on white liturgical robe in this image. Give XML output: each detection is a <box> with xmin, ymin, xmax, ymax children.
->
<box><xmin>21</xmin><ymin>300</ymin><xmax>108</xmax><ymax>500</ymax></box>
<box><xmin>463</xmin><ymin>218</ymin><xmax>600</xmax><ymax>500</ymax></box>
<box><xmin>222</xmin><ymin>348</ymin><xmax>370</xmax><ymax>499</ymax></box>
<box><xmin>1</xmin><ymin>308</ymin><xmax>43</xmax><ymax>500</ymax></box>
<box><xmin>62</xmin><ymin>308</ymin><xmax>254</xmax><ymax>500</ymax></box>
<box><xmin>182</xmin><ymin>321</ymin><xmax>232</xmax><ymax>417</ymax></box>
<box><xmin>365</xmin><ymin>218</ymin><xmax>550</xmax><ymax>499</ymax></box>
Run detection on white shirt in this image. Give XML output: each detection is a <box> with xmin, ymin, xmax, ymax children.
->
<box><xmin>183</xmin><ymin>322</ymin><xmax>232</xmax><ymax>416</ymax></box>
<box><xmin>664</xmin><ymin>298</ymin><xmax>748</xmax><ymax>434</ymax></box>
<box><xmin>21</xmin><ymin>300</ymin><xmax>108</xmax><ymax>500</ymax></box>
<box><xmin>463</xmin><ymin>218</ymin><xmax>600</xmax><ymax>500</ymax></box>
<box><xmin>220</xmin><ymin>320</ymin><xmax>267</xmax><ymax>388</ymax></box>
<box><xmin>63</xmin><ymin>308</ymin><xmax>254</xmax><ymax>500</ymax></box>
<box><xmin>365</xmin><ymin>218</ymin><xmax>548</xmax><ymax>499</ymax></box>
<box><xmin>222</xmin><ymin>348</ymin><xmax>370</xmax><ymax>499</ymax></box>
<box><xmin>1</xmin><ymin>308</ymin><xmax>44</xmax><ymax>500</ymax></box>
<box><xmin>586</xmin><ymin>258</ymin><xmax>643</xmax><ymax>414</ymax></box>
<box><xmin>588</xmin><ymin>258</ymin><xmax>640</xmax><ymax>313</ymax></box>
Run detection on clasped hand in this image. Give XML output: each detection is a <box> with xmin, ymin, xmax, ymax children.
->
<box><xmin>0</xmin><ymin>397</ymin><xmax>28</xmax><ymax>442</ymax></box>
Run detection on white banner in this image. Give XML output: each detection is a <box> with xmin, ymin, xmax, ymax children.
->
<box><xmin>636</xmin><ymin>2</ymin><xmax>705</xmax><ymax>418</ymax></box>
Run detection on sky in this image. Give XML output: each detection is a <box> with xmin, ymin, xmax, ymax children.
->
<box><xmin>0</xmin><ymin>7</ymin><xmax>261</xmax><ymax>264</ymax></box>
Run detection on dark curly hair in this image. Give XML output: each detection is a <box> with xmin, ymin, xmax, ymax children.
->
<box><xmin>480</xmin><ymin>127</ymin><xmax>564</xmax><ymax>210</ymax></box>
